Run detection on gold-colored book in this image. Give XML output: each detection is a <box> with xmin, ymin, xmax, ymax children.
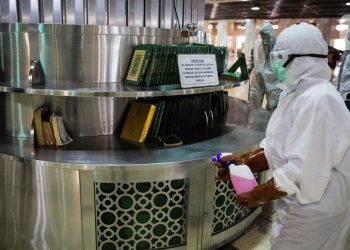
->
<box><xmin>50</xmin><ymin>114</ymin><xmax>73</xmax><ymax>146</ymax></box>
<box><xmin>43</xmin><ymin>121</ymin><xmax>55</xmax><ymax>145</ymax></box>
<box><xmin>120</xmin><ymin>102</ymin><xmax>157</xmax><ymax>143</ymax></box>
<box><xmin>33</xmin><ymin>106</ymin><xmax>48</xmax><ymax>146</ymax></box>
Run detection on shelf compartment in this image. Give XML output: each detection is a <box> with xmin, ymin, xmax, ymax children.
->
<box><xmin>0</xmin><ymin>125</ymin><xmax>265</xmax><ymax>168</ymax></box>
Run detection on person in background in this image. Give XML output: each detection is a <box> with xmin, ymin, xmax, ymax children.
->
<box><xmin>338</xmin><ymin>30</ymin><xmax>350</xmax><ymax>101</ymax></box>
<box><xmin>248</xmin><ymin>22</ymin><xmax>280</xmax><ymax>111</ymax></box>
<box><xmin>215</xmin><ymin>23</ymin><xmax>350</xmax><ymax>249</ymax></box>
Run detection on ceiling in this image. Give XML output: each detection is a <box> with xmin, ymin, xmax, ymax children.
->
<box><xmin>205</xmin><ymin>0</ymin><xmax>350</xmax><ymax>20</ymax></box>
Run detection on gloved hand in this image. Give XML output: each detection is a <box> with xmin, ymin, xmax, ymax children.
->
<box><xmin>213</xmin><ymin>161</ymin><xmax>230</xmax><ymax>182</ymax></box>
<box><xmin>220</xmin><ymin>148</ymin><xmax>269</xmax><ymax>173</ymax></box>
<box><xmin>236</xmin><ymin>178</ymin><xmax>287</xmax><ymax>208</ymax></box>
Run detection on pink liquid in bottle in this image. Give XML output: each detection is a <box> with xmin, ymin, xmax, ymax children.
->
<box><xmin>229</xmin><ymin>164</ymin><xmax>257</xmax><ymax>194</ymax></box>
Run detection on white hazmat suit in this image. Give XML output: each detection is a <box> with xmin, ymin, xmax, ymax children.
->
<box><xmin>338</xmin><ymin>30</ymin><xmax>350</xmax><ymax>99</ymax></box>
<box><xmin>249</xmin><ymin>22</ymin><xmax>281</xmax><ymax>110</ymax></box>
<box><xmin>266</xmin><ymin>23</ymin><xmax>350</xmax><ymax>249</ymax></box>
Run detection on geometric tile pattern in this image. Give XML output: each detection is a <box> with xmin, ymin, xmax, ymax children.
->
<box><xmin>212</xmin><ymin>178</ymin><xmax>258</xmax><ymax>235</ymax></box>
<box><xmin>95</xmin><ymin>179</ymin><xmax>188</xmax><ymax>250</ymax></box>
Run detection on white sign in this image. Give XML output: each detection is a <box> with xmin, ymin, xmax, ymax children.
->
<box><xmin>177</xmin><ymin>54</ymin><xmax>219</xmax><ymax>88</ymax></box>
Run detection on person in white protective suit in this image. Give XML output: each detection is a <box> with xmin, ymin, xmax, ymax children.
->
<box><xmin>338</xmin><ymin>30</ymin><xmax>350</xmax><ymax>100</ymax></box>
<box><xmin>249</xmin><ymin>22</ymin><xmax>281</xmax><ymax>110</ymax></box>
<box><xmin>215</xmin><ymin>23</ymin><xmax>350</xmax><ymax>249</ymax></box>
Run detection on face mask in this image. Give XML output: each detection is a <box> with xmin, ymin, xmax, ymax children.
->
<box><xmin>270</xmin><ymin>50</ymin><xmax>327</xmax><ymax>82</ymax></box>
<box><xmin>274</xmin><ymin>59</ymin><xmax>287</xmax><ymax>81</ymax></box>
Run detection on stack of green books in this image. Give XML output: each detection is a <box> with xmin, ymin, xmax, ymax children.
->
<box><xmin>119</xmin><ymin>91</ymin><xmax>229</xmax><ymax>143</ymax></box>
<box><xmin>124</xmin><ymin>44</ymin><xmax>227</xmax><ymax>86</ymax></box>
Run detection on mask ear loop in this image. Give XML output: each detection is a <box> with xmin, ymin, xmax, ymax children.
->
<box><xmin>282</xmin><ymin>54</ymin><xmax>327</xmax><ymax>68</ymax></box>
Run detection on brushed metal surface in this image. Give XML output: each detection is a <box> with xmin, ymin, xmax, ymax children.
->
<box><xmin>0</xmin><ymin>126</ymin><xmax>266</xmax><ymax>168</ymax></box>
<box><xmin>196</xmin><ymin>31</ymin><xmax>210</xmax><ymax>43</ymax></box>
<box><xmin>40</xmin><ymin>0</ymin><xmax>63</xmax><ymax>23</ymax></box>
<box><xmin>42</xmin><ymin>96</ymin><xmax>129</xmax><ymax>137</ymax></box>
<box><xmin>192</xmin><ymin>0</ymin><xmax>199</xmax><ymax>27</ymax></box>
<box><xmin>145</xmin><ymin>0</ymin><xmax>160</xmax><ymax>28</ymax></box>
<box><xmin>38</xmin><ymin>24</ymin><xmax>185</xmax><ymax>84</ymax></box>
<box><xmin>160</xmin><ymin>0</ymin><xmax>174</xmax><ymax>29</ymax></box>
<box><xmin>63</xmin><ymin>0</ymin><xmax>85</xmax><ymax>24</ymax></box>
<box><xmin>0</xmin><ymin>81</ymin><xmax>238</xmax><ymax>138</ymax></box>
<box><xmin>108</xmin><ymin>0</ymin><xmax>127</xmax><ymax>26</ymax></box>
<box><xmin>0</xmin><ymin>157</ymin><xmax>83</xmax><ymax>250</ymax></box>
<box><xmin>87</xmin><ymin>0</ymin><xmax>107</xmax><ymax>25</ymax></box>
<box><xmin>174</xmin><ymin>0</ymin><xmax>184</xmax><ymax>29</ymax></box>
<box><xmin>0</xmin><ymin>25</ymin><xmax>30</xmax><ymax>85</ymax></box>
<box><xmin>183</xmin><ymin>0</ymin><xmax>192</xmax><ymax>29</ymax></box>
<box><xmin>0</xmin><ymin>93</ymin><xmax>34</xmax><ymax>137</ymax></box>
<box><xmin>80</xmin><ymin>172</ymin><xmax>96</xmax><ymax>250</ymax></box>
<box><xmin>0</xmin><ymin>0</ymin><xmax>205</xmax><ymax>31</ymax></box>
<box><xmin>0</xmin><ymin>23</ymin><xmax>41</xmax><ymax>86</ymax></box>
<box><xmin>128</xmin><ymin>0</ymin><xmax>144</xmax><ymax>27</ymax></box>
<box><xmin>0</xmin><ymin>80</ymin><xmax>239</xmax><ymax>97</ymax></box>
<box><xmin>17</xmin><ymin>0</ymin><xmax>40</xmax><ymax>23</ymax></box>
<box><xmin>0</xmin><ymin>0</ymin><xmax>18</xmax><ymax>22</ymax></box>
<box><xmin>197</xmin><ymin>0</ymin><xmax>205</xmax><ymax>30</ymax></box>
<box><xmin>0</xmin><ymin>98</ymin><xmax>271</xmax><ymax>168</ymax></box>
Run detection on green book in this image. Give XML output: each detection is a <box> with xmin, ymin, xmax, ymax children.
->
<box><xmin>151</xmin><ymin>100</ymin><xmax>166</xmax><ymax>140</ymax></box>
<box><xmin>161</xmin><ymin>46</ymin><xmax>172</xmax><ymax>85</ymax></box>
<box><xmin>145</xmin><ymin>45</ymin><xmax>161</xmax><ymax>86</ymax></box>
<box><xmin>148</xmin><ymin>99</ymin><xmax>161</xmax><ymax>140</ymax></box>
<box><xmin>124</xmin><ymin>45</ymin><xmax>153</xmax><ymax>85</ymax></box>
<box><xmin>156</xmin><ymin>45</ymin><xmax>167</xmax><ymax>86</ymax></box>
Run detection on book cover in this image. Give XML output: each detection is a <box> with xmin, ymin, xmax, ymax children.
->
<box><xmin>153</xmin><ymin>101</ymin><xmax>166</xmax><ymax>139</ymax></box>
<box><xmin>50</xmin><ymin>114</ymin><xmax>73</xmax><ymax>146</ymax></box>
<box><xmin>125</xmin><ymin>45</ymin><xmax>153</xmax><ymax>85</ymax></box>
<box><xmin>145</xmin><ymin>45</ymin><xmax>161</xmax><ymax>86</ymax></box>
<box><xmin>120</xmin><ymin>102</ymin><xmax>157</xmax><ymax>143</ymax></box>
<box><xmin>43</xmin><ymin>120</ymin><xmax>55</xmax><ymax>145</ymax></box>
<box><xmin>33</xmin><ymin>106</ymin><xmax>48</xmax><ymax>146</ymax></box>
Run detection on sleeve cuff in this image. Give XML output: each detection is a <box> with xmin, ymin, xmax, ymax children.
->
<box><xmin>273</xmin><ymin>168</ymin><xmax>297</xmax><ymax>196</ymax></box>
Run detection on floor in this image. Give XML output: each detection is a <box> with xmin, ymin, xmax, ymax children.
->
<box><xmin>224</xmin><ymin>83</ymin><xmax>350</xmax><ymax>250</ymax></box>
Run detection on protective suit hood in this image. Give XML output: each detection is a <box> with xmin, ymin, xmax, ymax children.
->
<box><xmin>260</xmin><ymin>22</ymin><xmax>276</xmax><ymax>45</ymax></box>
<box><xmin>275</xmin><ymin>22</ymin><xmax>331</xmax><ymax>92</ymax></box>
<box><xmin>339</xmin><ymin>30</ymin><xmax>350</xmax><ymax>98</ymax></box>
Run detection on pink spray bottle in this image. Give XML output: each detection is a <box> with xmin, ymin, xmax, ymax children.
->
<box><xmin>212</xmin><ymin>153</ymin><xmax>257</xmax><ymax>194</ymax></box>
<box><xmin>227</xmin><ymin>161</ymin><xmax>257</xmax><ymax>194</ymax></box>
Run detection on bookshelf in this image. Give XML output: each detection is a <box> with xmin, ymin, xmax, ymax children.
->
<box><xmin>0</xmin><ymin>80</ymin><xmax>239</xmax><ymax>97</ymax></box>
<box><xmin>0</xmin><ymin>23</ymin><xmax>270</xmax><ymax>250</ymax></box>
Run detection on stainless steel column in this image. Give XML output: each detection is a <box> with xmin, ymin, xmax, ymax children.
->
<box><xmin>108</xmin><ymin>0</ymin><xmax>127</xmax><ymax>26</ymax></box>
<box><xmin>183</xmin><ymin>0</ymin><xmax>192</xmax><ymax>28</ymax></box>
<box><xmin>160</xmin><ymin>0</ymin><xmax>173</xmax><ymax>29</ymax></box>
<box><xmin>0</xmin><ymin>0</ymin><xmax>206</xmax><ymax>31</ymax></box>
<box><xmin>128</xmin><ymin>0</ymin><xmax>145</xmax><ymax>27</ymax></box>
<box><xmin>197</xmin><ymin>0</ymin><xmax>205</xmax><ymax>30</ymax></box>
<box><xmin>145</xmin><ymin>0</ymin><xmax>159</xmax><ymax>28</ymax></box>
<box><xmin>174</xmin><ymin>0</ymin><xmax>184</xmax><ymax>29</ymax></box>
<box><xmin>17</xmin><ymin>0</ymin><xmax>40</xmax><ymax>23</ymax></box>
<box><xmin>63</xmin><ymin>0</ymin><xmax>85</xmax><ymax>24</ymax></box>
<box><xmin>0</xmin><ymin>0</ymin><xmax>18</xmax><ymax>22</ymax></box>
<box><xmin>40</xmin><ymin>0</ymin><xmax>63</xmax><ymax>23</ymax></box>
<box><xmin>87</xmin><ymin>0</ymin><xmax>107</xmax><ymax>25</ymax></box>
<box><xmin>192</xmin><ymin>0</ymin><xmax>198</xmax><ymax>27</ymax></box>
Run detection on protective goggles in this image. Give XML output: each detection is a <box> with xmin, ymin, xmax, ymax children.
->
<box><xmin>270</xmin><ymin>50</ymin><xmax>327</xmax><ymax>81</ymax></box>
